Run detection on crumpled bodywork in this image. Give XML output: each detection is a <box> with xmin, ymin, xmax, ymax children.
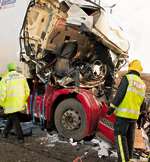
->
<box><xmin>20</xmin><ymin>0</ymin><xmax>129</xmax><ymax>99</ymax></box>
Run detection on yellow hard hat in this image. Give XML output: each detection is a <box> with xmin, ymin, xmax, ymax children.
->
<box><xmin>128</xmin><ymin>59</ymin><xmax>143</xmax><ymax>73</ymax></box>
<box><xmin>7</xmin><ymin>63</ymin><xmax>16</xmax><ymax>71</ymax></box>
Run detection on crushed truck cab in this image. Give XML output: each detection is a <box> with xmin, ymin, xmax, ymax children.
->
<box><xmin>21</xmin><ymin>0</ymin><xmax>128</xmax><ymax>142</ymax></box>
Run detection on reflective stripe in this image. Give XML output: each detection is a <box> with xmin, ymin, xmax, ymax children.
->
<box><xmin>0</xmin><ymin>96</ymin><xmax>4</xmax><ymax>99</ymax></box>
<box><xmin>5</xmin><ymin>74</ymin><xmax>24</xmax><ymax>82</ymax></box>
<box><xmin>7</xmin><ymin>86</ymin><xmax>19</xmax><ymax>92</ymax></box>
<box><xmin>116</xmin><ymin>107</ymin><xmax>139</xmax><ymax>116</ymax></box>
<box><xmin>110</xmin><ymin>103</ymin><xmax>117</xmax><ymax>108</ymax></box>
<box><xmin>128</xmin><ymin>75</ymin><xmax>145</xmax><ymax>89</ymax></box>
<box><xmin>118</xmin><ymin>135</ymin><xmax>126</xmax><ymax>162</ymax></box>
<box><xmin>4</xmin><ymin>106</ymin><xmax>25</xmax><ymax>114</ymax></box>
<box><xmin>4</xmin><ymin>107</ymin><xmax>25</xmax><ymax>109</ymax></box>
<box><xmin>128</xmin><ymin>87</ymin><xmax>145</xmax><ymax>97</ymax></box>
<box><xmin>0</xmin><ymin>95</ymin><xmax>6</xmax><ymax>98</ymax></box>
<box><xmin>7</xmin><ymin>94</ymin><xmax>24</xmax><ymax>97</ymax></box>
<box><xmin>7</xmin><ymin>94</ymin><xmax>17</xmax><ymax>97</ymax></box>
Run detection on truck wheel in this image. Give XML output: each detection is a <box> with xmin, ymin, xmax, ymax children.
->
<box><xmin>54</xmin><ymin>98</ymin><xmax>87</xmax><ymax>141</ymax></box>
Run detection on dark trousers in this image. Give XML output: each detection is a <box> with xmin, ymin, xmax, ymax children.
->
<box><xmin>114</xmin><ymin>117</ymin><xmax>136</xmax><ymax>162</ymax></box>
<box><xmin>3</xmin><ymin>112</ymin><xmax>24</xmax><ymax>140</ymax></box>
<box><xmin>137</xmin><ymin>112</ymin><xmax>146</xmax><ymax>129</ymax></box>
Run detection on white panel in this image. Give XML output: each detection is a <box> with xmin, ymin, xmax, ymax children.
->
<box><xmin>0</xmin><ymin>0</ymin><xmax>30</xmax><ymax>73</ymax></box>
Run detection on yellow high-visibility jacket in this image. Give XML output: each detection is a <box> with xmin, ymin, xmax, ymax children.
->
<box><xmin>115</xmin><ymin>74</ymin><xmax>146</xmax><ymax>119</ymax></box>
<box><xmin>0</xmin><ymin>71</ymin><xmax>30</xmax><ymax>114</ymax></box>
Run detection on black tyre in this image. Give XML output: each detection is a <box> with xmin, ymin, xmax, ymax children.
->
<box><xmin>54</xmin><ymin>98</ymin><xmax>87</xmax><ymax>141</ymax></box>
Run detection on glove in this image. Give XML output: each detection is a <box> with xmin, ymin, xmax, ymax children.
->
<box><xmin>107</xmin><ymin>107</ymin><xmax>115</xmax><ymax>115</ymax></box>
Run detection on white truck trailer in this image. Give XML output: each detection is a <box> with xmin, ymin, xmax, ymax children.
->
<box><xmin>0</xmin><ymin>0</ymin><xmax>30</xmax><ymax>75</ymax></box>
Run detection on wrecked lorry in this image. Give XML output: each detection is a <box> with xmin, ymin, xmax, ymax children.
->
<box><xmin>19</xmin><ymin>0</ymin><xmax>130</xmax><ymax>142</ymax></box>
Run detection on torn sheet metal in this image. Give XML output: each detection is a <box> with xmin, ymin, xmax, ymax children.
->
<box><xmin>67</xmin><ymin>4</ymin><xmax>93</xmax><ymax>30</ymax></box>
<box><xmin>92</xmin><ymin>9</ymin><xmax>129</xmax><ymax>55</ymax></box>
<box><xmin>65</xmin><ymin>1</ymin><xmax>129</xmax><ymax>55</ymax></box>
<box><xmin>63</xmin><ymin>0</ymin><xmax>99</xmax><ymax>9</ymax></box>
<box><xmin>20</xmin><ymin>0</ymin><xmax>129</xmax><ymax>96</ymax></box>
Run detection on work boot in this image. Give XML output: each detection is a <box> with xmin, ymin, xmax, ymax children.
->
<box><xmin>1</xmin><ymin>130</ymin><xmax>8</xmax><ymax>138</ymax></box>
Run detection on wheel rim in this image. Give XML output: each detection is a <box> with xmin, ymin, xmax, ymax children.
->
<box><xmin>61</xmin><ymin>109</ymin><xmax>81</xmax><ymax>130</ymax></box>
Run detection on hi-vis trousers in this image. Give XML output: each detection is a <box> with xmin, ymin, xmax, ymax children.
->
<box><xmin>114</xmin><ymin>117</ymin><xmax>136</xmax><ymax>162</ymax></box>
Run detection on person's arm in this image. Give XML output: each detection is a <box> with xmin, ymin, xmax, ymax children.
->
<box><xmin>111</xmin><ymin>75</ymin><xmax>128</xmax><ymax>107</ymax></box>
<box><xmin>24</xmin><ymin>79</ymin><xmax>30</xmax><ymax>101</ymax></box>
<box><xmin>140</xmin><ymin>99</ymin><xmax>146</xmax><ymax>112</ymax></box>
<box><xmin>0</xmin><ymin>79</ymin><xmax>6</xmax><ymax>106</ymax></box>
<box><xmin>107</xmin><ymin>75</ymin><xmax>128</xmax><ymax>115</ymax></box>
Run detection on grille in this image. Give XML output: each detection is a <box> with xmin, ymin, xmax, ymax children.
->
<box><xmin>99</xmin><ymin>118</ymin><xmax>114</xmax><ymax>129</ymax></box>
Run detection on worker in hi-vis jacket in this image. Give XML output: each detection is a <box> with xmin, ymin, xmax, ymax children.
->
<box><xmin>107</xmin><ymin>59</ymin><xmax>146</xmax><ymax>162</ymax></box>
<box><xmin>0</xmin><ymin>63</ymin><xmax>30</xmax><ymax>144</ymax></box>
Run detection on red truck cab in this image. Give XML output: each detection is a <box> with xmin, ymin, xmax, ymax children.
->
<box><xmin>28</xmin><ymin>84</ymin><xmax>115</xmax><ymax>143</ymax></box>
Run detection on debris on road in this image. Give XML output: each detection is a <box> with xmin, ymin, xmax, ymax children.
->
<box><xmin>69</xmin><ymin>138</ymin><xmax>78</xmax><ymax>146</ymax></box>
<box><xmin>90</xmin><ymin>138</ymin><xmax>116</xmax><ymax>158</ymax></box>
<box><xmin>73</xmin><ymin>152</ymin><xmax>88</xmax><ymax>162</ymax></box>
<box><xmin>0</xmin><ymin>116</ymin><xmax>150</xmax><ymax>162</ymax></box>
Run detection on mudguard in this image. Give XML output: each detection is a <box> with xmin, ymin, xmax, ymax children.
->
<box><xmin>44</xmin><ymin>86</ymin><xmax>101</xmax><ymax>137</ymax></box>
<box><xmin>97</xmin><ymin>102</ymin><xmax>116</xmax><ymax>143</ymax></box>
<box><xmin>28</xmin><ymin>85</ymin><xmax>115</xmax><ymax>141</ymax></box>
